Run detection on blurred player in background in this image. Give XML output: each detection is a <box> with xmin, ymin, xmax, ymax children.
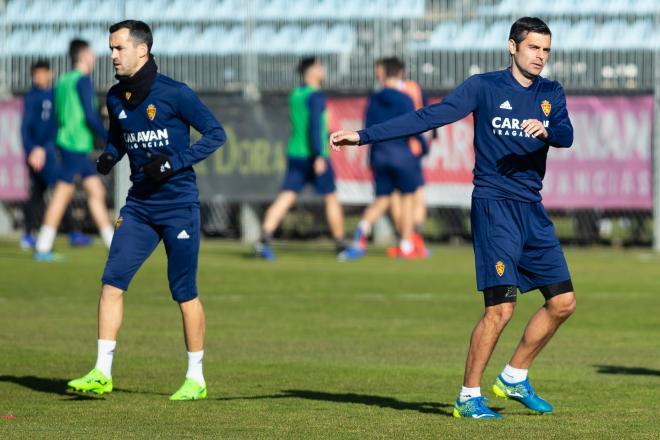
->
<box><xmin>255</xmin><ymin>57</ymin><xmax>345</xmax><ymax>261</ymax></box>
<box><xmin>33</xmin><ymin>39</ymin><xmax>114</xmax><ymax>260</ymax></box>
<box><xmin>67</xmin><ymin>20</ymin><xmax>226</xmax><ymax>400</ymax></box>
<box><xmin>331</xmin><ymin>17</ymin><xmax>577</xmax><ymax>419</ymax></box>
<box><xmin>339</xmin><ymin>57</ymin><xmax>426</xmax><ymax>261</ymax></box>
<box><xmin>387</xmin><ymin>59</ymin><xmax>431</xmax><ymax>258</ymax></box>
<box><xmin>20</xmin><ymin>60</ymin><xmax>91</xmax><ymax>250</ymax></box>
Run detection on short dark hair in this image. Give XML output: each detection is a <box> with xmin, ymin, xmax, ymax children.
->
<box><xmin>297</xmin><ymin>57</ymin><xmax>318</xmax><ymax>77</ymax></box>
<box><xmin>509</xmin><ymin>17</ymin><xmax>551</xmax><ymax>46</ymax></box>
<box><xmin>109</xmin><ymin>20</ymin><xmax>153</xmax><ymax>52</ymax></box>
<box><xmin>377</xmin><ymin>57</ymin><xmax>405</xmax><ymax>78</ymax></box>
<box><xmin>69</xmin><ymin>39</ymin><xmax>90</xmax><ymax>65</ymax></box>
<box><xmin>31</xmin><ymin>60</ymin><xmax>51</xmax><ymax>74</ymax></box>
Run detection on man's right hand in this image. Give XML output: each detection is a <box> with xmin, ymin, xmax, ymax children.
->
<box><xmin>96</xmin><ymin>152</ymin><xmax>117</xmax><ymax>175</ymax></box>
<box><xmin>27</xmin><ymin>146</ymin><xmax>46</xmax><ymax>172</ymax></box>
<box><xmin>329</xmin><ymin>131</ymin><xmax>360</xmax><ymax>151</ymax></box>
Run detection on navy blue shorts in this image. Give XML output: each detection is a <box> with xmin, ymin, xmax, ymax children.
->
<box><xmin>372</xmin><ymin>157</ymin><xmax>420</xmax><ymax>196</ymax></box>
<box><xmin>281</xmin><ymin>157</ymin><xmax>336</xmax><ymax>195</ymax></box>
<box><xmin>101</xmin><ymin>203</ymin><xmax>201</xmax><ymax>303</ymax></box>
<box><xmin>33</xmin><ymin>148</ymin><xmax>61</xmax><ymax>187</ymax></box>
<box><xmin>58</xmin><ymin>148</ymin><xmax>96</xmax><ymax>183</ymax></box>
<box><xmin>471</xmin><ymin>198</ymin><xmax>571</xmax><ymax>293</ymax></box>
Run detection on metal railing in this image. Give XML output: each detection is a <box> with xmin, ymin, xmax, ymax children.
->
<box><xmin>1</xmin><ymin>0</ymin><xmax>659</xmax><ymax>93</ymax></box>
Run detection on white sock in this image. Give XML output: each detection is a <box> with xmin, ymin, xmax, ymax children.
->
<box><xmin>35</xmin><ymin>225</ymin><xmax>56</xmax><ymax>254</ymax></box>
<box><xmin>357</xmin><ymin>220</ymin><xmax>371</xmax><ymax>236</ymax></box>
<box><xmin>100</xmin><ymin>225</ymin><xmax>114</xmax><ymax>249</ymax></box>
<box><xmin>459</xmin><ymin>386</ymin><xmax>481</xmax><ymax>402</ymax></box>
<box><xmin>400</xmin><ymin>239</ymin><xmax>414</xmax><ymax>254</ymax></box>
<box><xmin>501</xmin><ymin>364</ymin><xmax>528</xmax><ymax>383</ymax></box>
<box><xmin>94</xmin><ymin>339</ymin><xmax>116</xmax><ymax>378</ymax></box>
<box><xmin>186</xmin><ymin>351</ymin><xmax>205</xmax><ymax>387</ymax></box>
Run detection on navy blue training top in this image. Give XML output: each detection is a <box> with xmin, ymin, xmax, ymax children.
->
<box><xmin>365</xmin><ymin>87</ymin><xmax>424</xmax><ymax>165</ymax></box>
<box><xmin>358</xmin><ymin>69</ymin><xmax>574</xmax><ymax>202</ymax></box>
<box><xmin>104</xmin><ymin>73</ymin><xmax>226</xmax><ymax>206</ymax></box>
<box><xmin>21</xmin><ymin>86</ymin><xmax>57</xmax><ymax>154</ymax></box>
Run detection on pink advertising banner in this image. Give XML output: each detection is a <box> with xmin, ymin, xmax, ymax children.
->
<box><xmin>0</xmin><ymin>97</ymin><xmax>28</xmax><ymax>201</ymax></box>
<box><xmin>327</xmin><ymin>95</ymin><xmax>654</xmax><ymax>209</ymax></box>
<box><xmin>542</xmin><ymin>96</ymin><xmax>654</xmax><ymax>209</ymax></box>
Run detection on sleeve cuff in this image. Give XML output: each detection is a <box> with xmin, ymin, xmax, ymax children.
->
<box><xmin>544</xmin><ymin>126</ymin><xmax>554</xmax><ymax>144</ymax></box>
<box><xmin>357</xmin><ymin>130</ymin><xmax>369</xmax><ymax>145</ymax></box>
<box><xmin>169</xmin><ymin>153</ymin><xmax>184</xmax><ymax>172</ymax></box>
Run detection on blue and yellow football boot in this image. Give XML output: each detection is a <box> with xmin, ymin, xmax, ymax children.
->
<box><xmin>492</xmin><ymin>375</ymin><xmax>553</xmax><ymax>413</ymax></box>
<box><xmin>453</xmin><ymin>396</ymin><xmax>502</xmax><ymax>419</ymax></box>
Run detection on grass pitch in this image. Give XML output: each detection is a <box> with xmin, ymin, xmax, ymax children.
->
<box><xmin>1</xmin><ymin>238</ymin><xmax>659</xmax><ymax>439</ymax></box>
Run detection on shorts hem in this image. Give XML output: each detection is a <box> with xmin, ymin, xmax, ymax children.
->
<box><xmin>101</xmin><ymin>279</ymin><xmax>129</xmax><ymax>292</ymax></box>
<box><xmin>173</xmin><ymin>293</ymin><xmax>199</xmax><ymax>303</ymax></box>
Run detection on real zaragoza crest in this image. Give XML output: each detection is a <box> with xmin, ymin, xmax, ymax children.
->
<box><xmin>541</xmin><ymin>100</ymin><xmax>551</xmax><ymax>117</ymax></box>
<box><xmin>495</xmin><ymin>261</ymin><xmax>505</xmax><ymax>277</ymax></box>
<box><xmin>147</xmin><ymin>104</ymin><xmax>156</xmax><ymax>120</ymax></box>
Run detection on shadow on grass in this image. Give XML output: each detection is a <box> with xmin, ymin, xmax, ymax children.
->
<box><xmin>0</xmin><ymin>375</ymin><xmax>101</xmax><ymax>401</ymax></box>
<box><xmin>595</xmin><ymin>365</ymin><xmax>660</xmax><ymax>377</ymax></box>
<box><xmin>217</xmin><ymin>389</ymin><xmax>457</xmax><ymax>416</ymax></box>
<box><xmin>112</xmin><ymin>387</ymin><xmax>170</xmax><ymax>397</ymax></box>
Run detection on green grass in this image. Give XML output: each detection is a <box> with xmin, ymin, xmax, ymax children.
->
<box><xmin>1</xmin><ymin>238</ymin><xmax>659</xmax><ymax>439</ymax></box>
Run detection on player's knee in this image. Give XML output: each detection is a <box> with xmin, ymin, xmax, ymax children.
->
<box><xmin>484</xmin><ymin>302</ymin><xmax>516</xmax><ymax>327</ymax></box>
<box><xmin>55</xmin><ymin>181</ymin><xmax>76</xmax><ymax>197</ymax></box>
<box><xmin>101</xmin><ymin>283</ymin><xmax>124</xmax><ymax>299</ymax></box>
<box><xmin>324</xmin><ymin>193</ymin><xmax>338</xmax><ymax>203</ymax></box>
<box><xmin>547</xmin><ymin>292</ymin><xmax>576</xmax><ymax>320</ymax></box>
<box><xmin>89</xmin><ymin>184</ymin><xmax>106</xmax><ymax>200</ymax></box>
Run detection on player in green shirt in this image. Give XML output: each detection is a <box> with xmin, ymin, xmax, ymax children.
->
<box><xmin>255</xmin><ymin>58</ymin><xmax>345</xmax><ymax>260</ymax></box>
<box><xmin>34</xmin><ymin>39</ymin><xmax>114</xmax><ymax>261</ymax></box>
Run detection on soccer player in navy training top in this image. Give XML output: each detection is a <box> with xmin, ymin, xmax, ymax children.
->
<box><xmin>331</xmin><ymin>17</ymin><xmax>577</xmax><ymax>419</ymax></box>
<box><xmin>21</xmin><ymin>60</ymin><xmax>91</xmax><ymax>250</ymax></box>
<box><xmin>67</xmin><ymin>20</ymin><xmax>226</xmax><ymax>401</ymax></box>
<box><xmin>20</xmin><ymin>61</ymin><xmax>59</xmax><ymax>248</ymax></box>
<box><xmin>339</xmin><ymin>57</ymin><xmax>426</xmax><ymax>261</ymax></box>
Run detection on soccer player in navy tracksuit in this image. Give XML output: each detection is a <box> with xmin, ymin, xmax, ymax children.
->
<box><xmin>20</xmin><ymin>61</ymin><xmax>59</xmax><ymax>248</ymax></box>
<box><xmin>331</xmin><ymin>17</ymin><xmax>576</xmax><ymax>419</ymax></box>
<box><xmin>378</xmin><ymin>57</ymin><xmax>432</xmax><ymax>258</ymax></box>
<box><xmin>20</xmin><ymin>61</ymin><xmax>90</xmax><ymax>249</ymax></box>
<box><xmin>340</xmin><ymin>57</ymin><xmax>426</xmax><ymax>261</ymax></box>
<box><xmin>68</xmin><ymin>21</ymin><xmax>226</xmax><ymax>401</ymax></box>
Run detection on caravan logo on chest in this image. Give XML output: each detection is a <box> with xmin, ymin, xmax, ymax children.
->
<box><xmin>123</xmin><ymin>129</ymin><xmax>170</xmax><ymax>150</ymax></box>
<box><xmin>491</xmin><ymin>117</ymin><xmax>549</xmax><ymax>138</ymax></box>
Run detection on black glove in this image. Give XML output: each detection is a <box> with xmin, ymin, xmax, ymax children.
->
<box><xmin>143</xmin><ymin>154</ymin><xmax>174</xmax><ymax>182</ymax></box>
<box><xmin>96</xmin><ymin>152</ymin><xmax>116</xmax><ymax>175</ymax></box>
